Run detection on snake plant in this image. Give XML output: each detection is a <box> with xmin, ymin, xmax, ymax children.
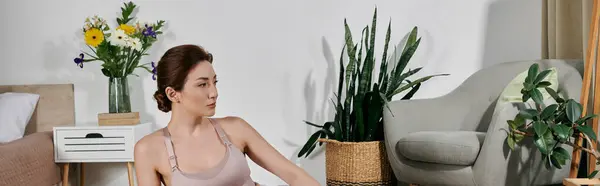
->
<box><xmin>298</xmin><ymin>8</ymin><xmax>449</xmax><ymax>158</ymax></box>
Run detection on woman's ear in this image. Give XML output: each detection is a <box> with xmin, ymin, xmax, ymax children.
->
<box><xmin>165</xmin><ymin>87</ymin><xmax>180</xmax><ymax>103</ymax></box>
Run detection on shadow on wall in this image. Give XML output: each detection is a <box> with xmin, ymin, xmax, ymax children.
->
<box><xmin>479</xmin><ymin>0</ymin><xmax>542</xmax><ymax>69</ymax></box>
<box><xmin>280</xmin><ymin>36</ymin><xmax>339</xmax><ymax>185</ymax></box>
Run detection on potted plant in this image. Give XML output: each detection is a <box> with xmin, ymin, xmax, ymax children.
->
<box><xmin>72</xmin><ymin>2</ymin><xmax>165</xmax><ymax>113</ymax></box>
<box><xmin>297</xmin><ymin>8</ymin><xmax>449</xmax><ymax>185</ymax></box>
<box><xmin>505</xmin><ymin>63</ymin><xmax>599</xmax><ymax>177</ymax></box>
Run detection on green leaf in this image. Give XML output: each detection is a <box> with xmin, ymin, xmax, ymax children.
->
<box><xmin>541</xmin><ymin>104</ymin><xmax>558</xmax><ymax>119</ymax></box>
<box><xmin>507</xmin><ymin>133</ymin><xmax>516</xmax><ymax>150</ymax></box>
<box><xmin>524</xmin><ymin>83</ymin><xmax>536</xmax><ymax>91</ymax></box>
<box><xmin>390</xmin><ymin>73</ymin><xmax>449</xmax><ymax>97</ymax></box>
<box><xmin>544</xmin><ymin>87</ymin><xmax>564</xmax><ymax>103</ymax></box>
<box><xmin>531</xmin><ymin>88</ymin><xmax>544</xmax><ymax>105</ymax></box>
<box><xmin>552</xmin><ymin>124</ymin><xmax>571</xmax><ymax>142</ymax></box>
<box><xmin>550</xmin><ymin>154</ymin><xmax>563</xmax><ymax>169</ymax></box>
<box><xmin>534</xmin><ymin>130</ymin><xmax>555</xmax><ymax>155</ymax></box>
<box><xmin>553</xmin><ymin>146</ymin><xmax>571</xmax><ymax>160</ymax></box>
<box><xmin>534</xmin><ymin>69</ymin><xmax>552</xmax><ymax>84</ymax></box>
<box><xmin>550</xmin><ymin>147</ymin><xmax>570</xmax><ymax>169</ymax></box>
<box><xmin>533</xmin><ymin>121</ymin><xmax>548</xmax><ymax>137</ymax></box>
<box><xmin>386</xmin><ymin>67</ymin><xmax>422</xmax><ymax>98</ymax></box>
<box><xmin>537</xmin><ymin>81</ymin><xmax>552</xmax><ymax>88</ymax></box>
<box><xmin>526</xmin><ymin>63</ymin><xmax>539</xmax><ymax>84</ymax></box>
<box><xmin>514</xmin><ymin>114</ymin><xmax>526</xmax><ymax>128</ymax></box>
<box><xmin>576</xmin><ymin>114</ymin><xmax>598</xmax><ymax>125</ymax></box>
<box><xmin>507</xmin><ymin>132</ymin><xmax>525</xmax><ymax>150</ymax></box>
<box><xmin>577</xmin><ymin>125</ymin><xmax>597</xmax><ymax>141</ymax></box>
<box><xmin>522</xmin><ymin>91</ymin><xmax>531</xmax><ymax>102</ymax></box>
<box><xmin>402</xmin><ymin>26</ymin><xmax>418</xmax><ymax>54</ymax></box>
<box><xmin>303</xmin><ymin>120</ymin><xmax>323</xmax><ymax>128</ymax></box>
<box><xmin>519</xmin><ymin>109</ymin><xmax>538</xmax><ymax>120</ymax></box>
<box><xmin>566</xmin><ymin>99</ymin><xmax>583</xmax><ymax>123</ymax></box>
<box><xmin>298</xmin><ymin>130</ymin><xmax>323</xmax><ymax>157</ymax></box>
<box><xmin>401</xmin><ymin>82</ymin><xmax>421</xmax><ymax>100</ymax></box>
<box><xmin>589</xmin><ymin>170</ymin><xmax>599</xmax><ymax>178</ymax></box>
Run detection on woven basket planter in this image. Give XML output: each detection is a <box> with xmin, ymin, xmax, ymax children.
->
<box><xmin>319</xmin><ymin>138</ymin><xmax>396</xmax><ymax>186</ymax></box>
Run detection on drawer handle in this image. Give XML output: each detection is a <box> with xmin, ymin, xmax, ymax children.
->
<box><xmin>85</xmin><ymin>133</ymin><xmax>104</xmax><ymax>138</ymax></box>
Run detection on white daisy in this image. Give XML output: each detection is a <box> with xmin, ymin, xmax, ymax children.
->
<box><xmin>127</xmin><ymin>37</ymin><xmax>143</xmax><ymax>51</ymax></box>
<box><xmin>108</xmin><ymin>29</ymin><xmax>129</xmax><ymax>47</ymax></box>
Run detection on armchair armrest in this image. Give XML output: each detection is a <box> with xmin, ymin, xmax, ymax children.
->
<box><xmin>0</xmin><ymin>131</ymin><xmax>61</xmax><ymax>186</ymax></box>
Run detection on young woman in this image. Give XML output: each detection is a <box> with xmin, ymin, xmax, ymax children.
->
<box><xmin>134</xmin><ymin>44</ymin><xmax>320</xmax><ymax>186</ymax></box>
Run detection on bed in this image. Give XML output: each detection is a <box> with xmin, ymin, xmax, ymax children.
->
<box><xmin>0</xmin><ymin>84</ymin><xmax>75</xmax><ymax>186</ymax></box>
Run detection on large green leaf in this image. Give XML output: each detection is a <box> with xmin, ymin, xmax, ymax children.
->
<box><xmin>534</xmin><ymin>130</ymin><xmax>555</xmax><ymax>155</ymax></box>
<box><xmin>566</xmin><ymin>99</ymin><xmax>583</xmax><ymax>123</ymax></box>
<box><xmin>530</xmin><ymin>88</ymin><xmax>544</xmax><ymax>105</ymax></box>
<box><xmin>533</xmin><ymin>121</ymin><xmax>548</xmax><ymax>137</ymax></box>
<box><xmin>519</xmin><ymin>109</ymin><xmax>538</xmax><ymax>120</ymax></box>
<box><xmin>541</xmin><ymin>104</ymin><xmax>558</xmax><ymax>119</ymax></box>
<box><xmin>550</xmin><ymin>147</ymin><xmax>570</xmax><ymax>169</ymax></box>
<box><xmin>526</xmin><ymin>63</ymin><xmax>539</xmax><ymax>84</ymax></box>
<box><xmin>552</xmin><ymin>124</ymin><xmax>571</xmax><ymax>142</ymax></box>
<box><xmin>533</xmin><ymin>69</ymin><xmax>552</xmax><ymax>84</ymax></box>
<box><xmin>577</xmin><ymin>125</ymin><xmax>597</xmax><ymax>141</ymax></box>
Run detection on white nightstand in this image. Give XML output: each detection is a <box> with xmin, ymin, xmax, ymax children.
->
<box><xmin>53</xmin><ymin>122</ymin><xmax>153</xmax><ymax>186</ymax></box>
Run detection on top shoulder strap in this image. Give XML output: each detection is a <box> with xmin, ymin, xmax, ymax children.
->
<box><xmin>209</xmin><ymin>118</ymin><xmax>232</xmax><ymax>146</ymax></box>
<box><xmin>162</xmin><ymin>127</ymin><xmax>178</xmax><ymax>172</ymax></box>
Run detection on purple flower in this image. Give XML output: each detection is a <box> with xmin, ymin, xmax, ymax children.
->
<box><xmin>143</xmin><ymin>24</ymin><xmax>156</xmax><ymax>38</ymax></box>
<box><xmin>151</xmin><ymin>61</ymin><xmax>157</xmax><ymax>80</ymax></box>
<box><xmin>73</xmin><ymin>53</ymin><xmax>84</xmax><ymax>68</ymax></box>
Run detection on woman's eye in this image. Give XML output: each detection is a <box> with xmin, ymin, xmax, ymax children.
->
<box><xmin>198</xmin><ymin>83</ymin><xmax>207</xmax><ymax>87</ymax></box>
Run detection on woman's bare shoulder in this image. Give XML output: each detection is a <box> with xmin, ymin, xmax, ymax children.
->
<box><xmin>135</xmin><ymin>129</ymin><xmax>166</xmax><ymax>155</ymax></box>
<box><xmin>212</xmin><ymin>116</ymin><xmax>254</xmax><ymax>132</ymax></box>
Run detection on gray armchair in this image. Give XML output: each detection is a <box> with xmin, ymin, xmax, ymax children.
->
<box><xmin>383</xmin><ymin>59</ymin><xmax>584</xmax><ymax>186</ymax></box>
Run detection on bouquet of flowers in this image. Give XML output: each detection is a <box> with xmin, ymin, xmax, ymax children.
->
<box><xmin>73</xmin><ymin>1</ymin><xmax>164</xmax><ymax>80</ymax></box>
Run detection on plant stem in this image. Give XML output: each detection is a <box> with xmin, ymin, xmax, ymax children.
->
<box><xmin>566</xmin><ymin>140</ymin><xmax>600</xmax><ymax>160</ymax></box>
<box><xmin>583</xmin><ymin>134</ymin><xmax>600</xmax><ymax>160</ymax></box>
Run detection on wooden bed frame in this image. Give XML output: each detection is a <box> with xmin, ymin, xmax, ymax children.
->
<box><xmin>0</xmin><ymin>83</ymin><xmax>76</xmax><ymax>134</ymax></box>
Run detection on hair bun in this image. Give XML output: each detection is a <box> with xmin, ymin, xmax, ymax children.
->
<box><xmin>153</xmin><ymin>90</ymin><xmax>171</xmax><ymax>112</ymax></box>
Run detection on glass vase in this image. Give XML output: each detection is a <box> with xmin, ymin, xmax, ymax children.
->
<box><xmin>108</xmin><ymin>77</ymin><xmax>131</xmax><ymax>113</ymax></box>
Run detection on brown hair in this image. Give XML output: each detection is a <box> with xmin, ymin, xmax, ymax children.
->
<box><xmin>153</xmin><ymin>44</ymin><xmax>214</xmax><ymax>112</ymax></box>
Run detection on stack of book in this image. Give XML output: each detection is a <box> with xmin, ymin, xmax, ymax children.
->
<box><xmin>97</xmin><ymin>112</ymin><xmax>140</xmax><ymax>126</ymax></box>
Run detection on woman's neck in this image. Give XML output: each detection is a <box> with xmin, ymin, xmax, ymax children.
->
<box><xmin>167</xmin><ymin>108</ymin><xmax>210</xmax><ymax>137</ymax></box>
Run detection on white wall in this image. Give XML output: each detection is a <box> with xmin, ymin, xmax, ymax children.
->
<box><xmin>0</xmin><ymin>0</ymin><xmax>541</xmax><ymax>185</ymax></box>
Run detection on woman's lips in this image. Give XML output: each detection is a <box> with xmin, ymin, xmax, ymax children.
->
<box><xmin>207</xmin><ymin>103</ymin><xmax>216</xmax><ymax>108</ymax></box>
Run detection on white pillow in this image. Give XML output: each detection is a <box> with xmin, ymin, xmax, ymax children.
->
<box><xmin>0</xmin><ymin>92</ymin><xmax>40</xmax><ymax>143</ymax></box>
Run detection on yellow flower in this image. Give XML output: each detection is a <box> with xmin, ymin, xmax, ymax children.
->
<box><xmin>84</xmin><ymin>28</ymin><xmax>104</xmax><ymax>47</ymax></box>
<box><xmin>118</xmin><ymin>24</ymin><xmax>136</xmax><ymax>35</ymax></box>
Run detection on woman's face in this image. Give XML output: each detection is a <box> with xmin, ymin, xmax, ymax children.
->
<box><xmin>176</xmin><ymin>61</ymin><xmax>218</xmax><ymax>117</ymax></box>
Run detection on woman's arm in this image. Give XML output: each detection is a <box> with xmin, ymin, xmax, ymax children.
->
<box><xmin>134</xmin><ymin>138</ymin><xmax>162</xmax><ymax>186</ymax></box>
<box><xmin>232</xmin><ymin>117</ymin><xmax>320</xmax><ymax>186</ymax></box>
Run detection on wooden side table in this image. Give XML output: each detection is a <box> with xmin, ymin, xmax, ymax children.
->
<box><xmin>53</xmin><ymin>122</ymin><xmax>153</xmax><ymax>186</ymax></box>
<box><xmin>563</xmin><ymin>178</ymin><xmax>600</xmax><ymax>186</ymax></box>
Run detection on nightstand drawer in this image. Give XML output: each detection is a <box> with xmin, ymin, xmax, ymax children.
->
<box><xmin>55</xmin><ymin>128</ymin><xmax>134</xmax><ymax>162</ymax></box>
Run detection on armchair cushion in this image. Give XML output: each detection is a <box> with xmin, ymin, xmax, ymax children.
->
<box><xmin>397</xmin><ymin>131</ymin><xmax>486</xmax><ymax>166</ymax></box>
